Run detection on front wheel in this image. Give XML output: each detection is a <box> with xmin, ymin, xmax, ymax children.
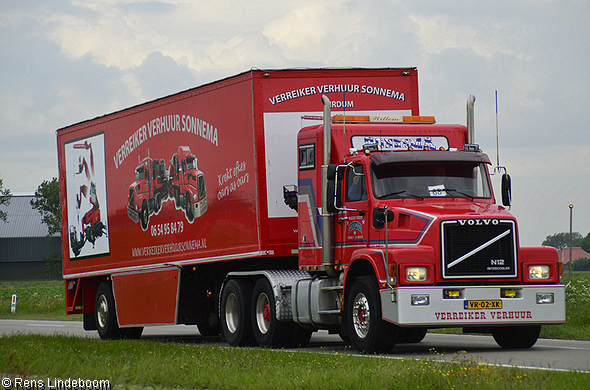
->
<box><xmin>492</xmin><ymin>325</ymin><xmax>541</xmax><ymax>349</ymax></box>
<box><xmin>345</xmin><ymin>275</ymin><xmax>398</xmax><ymax>354</ymax></box>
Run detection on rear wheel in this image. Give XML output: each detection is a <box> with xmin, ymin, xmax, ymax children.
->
<box><xmin>220</xmin><ymin>279</ymin><xmax>254</xmax><ymax>346</ymax></box>
<box><xmin>95</xmin><ymin>282</ymin><xmax>121</xmax><ymax>340</ymax></box>
<box><xmin>252</xmin><ymin>278</ymin><xmax>295</xmax><ymax>347</ymax></box>
<box><xmin>492</xmin><ymin>325</ymin><xmax>541</xmax><ymax>349</ymax></box>
<box><xmin>345</xmin><ymin>275</ymin><xmax>398</xmax><ymax>353</ymax></box>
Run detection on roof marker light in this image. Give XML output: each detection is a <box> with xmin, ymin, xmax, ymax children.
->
<box><xmin>332</xmin><ymin>115</ymin><xmax>436</xmax><ymax>124</ymax></box>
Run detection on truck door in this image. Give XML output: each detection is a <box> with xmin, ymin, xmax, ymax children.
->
<box><xmin>336</xmin><ymin>164</ymin><xmax>369</xmax><ymax>264</ymax></box>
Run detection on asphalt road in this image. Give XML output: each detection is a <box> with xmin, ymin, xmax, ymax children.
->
<box><xmin>1</xmin><ymin>319</ymin><xmax>589</xmax><ymax>373</ymax></box>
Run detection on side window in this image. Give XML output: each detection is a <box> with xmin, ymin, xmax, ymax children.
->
<box><xmin>346</xmin><ymin>165</ymin><xmax>367</xmax><ymax>202</ymax></box>
<box><xmin>299</xmin><ymin>143</ymin><xmax>315</xmax><ymax>170</ymax></box>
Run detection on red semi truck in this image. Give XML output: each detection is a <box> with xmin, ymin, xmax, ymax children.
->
<box><xmin>127</xmin><ymin>155</ymin><xmax>169</xmax><ymax>230</ymax></box>
<box><xmin>168</xmin><ymin>146</ymin><xmax>207</xmax><ymax>223</ymax></box>
<box><xmin>58</xmin><ymin>68</ymin><xmax>565</xmax><ymax>352</ymax></box>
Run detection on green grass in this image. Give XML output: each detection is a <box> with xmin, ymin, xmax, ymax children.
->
<box><xmin>541</xmin><ymin>272</ymin><xmax>590</xmax><ymax>340</ymax></box>
<box><xmin>0</xmin><ymin>334</ymin><xmax>588</xmax><ymax>390</ymax></box>
<box><xmin>0</xmin><ymin>280</ymin><xmax>81</xmax><ymax>321</ymax></box>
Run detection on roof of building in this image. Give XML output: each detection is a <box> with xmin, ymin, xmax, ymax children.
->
<box><xmin>558</xmin><ymin>247</ymin><xmax>590</xmax><ymax>263</ymax></box>
<box><xmin>0</xmin><ymin>194</ymin><xmax>53</xmax><ymax>238</ymax></box>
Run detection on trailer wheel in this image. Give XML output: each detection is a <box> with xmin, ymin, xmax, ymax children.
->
<box><xmin>251</xmin><ymin>278</ymin><xmax>294</xmax><ymax>347</ymax></box>
<box><xmin>220</xmin><ymin>279</ymin><xmax>254</xmax><ymax>346</ymax></box>
<box><xmin>140</xmin><ymin>200</ymin><xmax>149</xmax><ymax>230</ymax></box>
<box><xmin>95</xmin><ymin>282</ymin><xmax>121</xmax><ymax>340</ymax></box>
<box><xmin>491</xmin><ymin>325</ymin><xmax>541</xmax><ymax>349</ymax></box>
<box><xmin>345</xmin><ymin>275</ymin><xmax>398</xmax><ymax>353</ymax></box>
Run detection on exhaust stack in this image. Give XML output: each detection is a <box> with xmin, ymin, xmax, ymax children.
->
<box><xmin>466</xmin><ymin>95</ymin><xmax>476</xmax><ymax>144</ymax></box>
<box><xmin>321</xmin><ymin>95</ymin><xmax>335</xmax><ymax>275</ymax></box>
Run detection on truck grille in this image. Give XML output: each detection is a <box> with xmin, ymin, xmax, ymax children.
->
<box><xmin>441</xmin><ymin>219</ymin><xmax>517</xmax><ymax>279</ymax></box>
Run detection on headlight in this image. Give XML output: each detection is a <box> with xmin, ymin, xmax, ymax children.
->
<box><xmin>406</xmin><ymin>267</ymin><xmax>427</xmax><ymax>282</ymax></box>
<box><xmin>193</xmin><ymin>193</ymin><xmax>198</xmax><ymax>200</ymax></box>
<box><xmin>529</xmin><ymin>265</ymin><xmax>550</xmax><ymax>280</ymax></box>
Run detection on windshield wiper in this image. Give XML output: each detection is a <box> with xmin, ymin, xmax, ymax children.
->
<box><xmin>378</xmin><ymin>190</ymin><xmax>424</xmax><ymax>200</ymax></box>
<box><xmin>444</xmin><ymin>188</ymin><xmax>475</xmax><ymax>199</ymax></box>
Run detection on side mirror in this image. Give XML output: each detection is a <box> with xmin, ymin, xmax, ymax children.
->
<box><xmin>326</xmin><ymin>164</ymin><xmax>345</xmax><ymax>213</ymax></box>
<box><xmin>373</xmin><ymin>208</ymin><xmax>394</xmax><ymax>228</ymax></box>
<box><xmin>501</xmin><ymin>173</ymin><xmax>511</xmax><ymax>207</ymax></box>
<box><xmin>283</xmin><ymin>185</ymin><xmax>298</xmax><ymax>211</ymax></box>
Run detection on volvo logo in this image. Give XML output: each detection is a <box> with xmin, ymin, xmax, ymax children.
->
<box><xmin>456</xmin><ymin>219</ymin><xmax>500</xmax><ymax>226</ymax></box>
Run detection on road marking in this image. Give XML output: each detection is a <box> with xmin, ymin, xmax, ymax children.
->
<box><xmin>26</xmin><ymin>323</ymin><xmax>66</xmax><ymax>327</ymax></box>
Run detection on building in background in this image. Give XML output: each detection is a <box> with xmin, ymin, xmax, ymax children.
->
<box><xmin>0</xmin><ymin>194</ymin><xmax>62</xmax><ymax>280</ymax></box>
<box><xmin>558</xmin><ymin>247</ymin><xmax>590</xmax><ymax>264</ymax></box>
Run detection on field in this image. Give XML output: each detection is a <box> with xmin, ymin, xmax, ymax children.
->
<box><xmin>1</xmin><ymin>275</ymin><xmax>589</xmax><ymax>389</ymax></box>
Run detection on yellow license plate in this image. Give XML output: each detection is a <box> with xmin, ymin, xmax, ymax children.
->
<box><xmin>464</xmin><ymin>300</ymin><xmax>502</xmax><ymax>310</ymax></box>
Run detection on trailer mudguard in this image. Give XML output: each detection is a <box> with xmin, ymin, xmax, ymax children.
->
<box><xmin>112</xmin><ymin>267</ymin><xmax>180</xmax><ymax>326</ymax></box>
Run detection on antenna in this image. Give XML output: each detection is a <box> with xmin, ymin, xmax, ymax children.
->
<box><xmin>495</xmin><ymin>90</ymin><xmax>500</xmax><ymax>168</ymax></box>
<box><xmin>342</xmin><ymin>90</ymin><xmax>346</xmax><ymax>162</ymax></box>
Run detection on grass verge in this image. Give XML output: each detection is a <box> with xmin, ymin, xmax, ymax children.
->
<box><xmin>1</xmin><ymin>334</ymin><xmax>588</xmax><ymax>390</ymax></box>
<box><xmin>0</xmin><ymin>281</ymin><xmax>81</xmax><ymax>321</ymax></box>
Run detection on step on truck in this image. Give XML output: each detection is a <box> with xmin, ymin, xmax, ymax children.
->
<box><xmin>58</xmin><ymin>68</ymin><xmax>565</xmax><ymax>352</ymax></box>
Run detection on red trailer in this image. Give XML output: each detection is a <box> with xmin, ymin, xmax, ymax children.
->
<box><xmin>58</xmin><ymin>68</ymin><xmax>564</xmax><ymax>351</ymax></box>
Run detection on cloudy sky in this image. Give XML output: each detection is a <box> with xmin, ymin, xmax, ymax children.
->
<box><xmin>1</xmin><ymin>0</ymin><xmax>588</xmax><ymax>246</ymax></box>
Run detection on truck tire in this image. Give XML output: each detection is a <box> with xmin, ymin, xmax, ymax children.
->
<box><xmin>220</xmin><ymin>279</ymin><xmax>254</xmax><ymax>346</ymax></box>
<box><xmin>95</xmin><ymin>282</ymin><xmax>121</xmax><ymax>340</ymax></box>
<box><xmin>140</xmin><ymin>200</ymin><xmax>149</xmax><ymax>230</ymax></box>
<box><xmin>185</xmin><ymin>192</ymin><xmax>194</xmax><ymax>222</ymax></box>
<box><xmin>251</xmin><ymin>278</ymin><xmax>294</xmax><ymax>347</ymax></box>
<box><xmin>491</xmin><ymin>325</ymin><xmax>541</xmax><ymax>349</ymax></box>
<box><xmin>345</xmin><ymin>275</ymin><xmax>398</xmax><ymax>353</ymax></box>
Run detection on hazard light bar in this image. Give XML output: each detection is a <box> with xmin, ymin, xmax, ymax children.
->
<box><xmin>332</xmin><ymin>115</ymin><xmax>436</xmax><ymax>124</ymax></box>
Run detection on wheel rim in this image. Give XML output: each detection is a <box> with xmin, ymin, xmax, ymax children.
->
<box><xmin>255</xmin><ymin>292</ymin><xmax>271</xmax><ymax>334</ymax></box>
<box><xmin>352</xmin><ymin>292</ymin><xmax>370</xmax><ymax>339</ymax></box>
<box><xmin>97</xmin><ymin>294</ymin><xmax>108</xmax><ymax>330</ymax></box>
<box><xmin>225</xmin><ymin>293</ymin><xmax>239</xmax><ymax>334</ymax></box>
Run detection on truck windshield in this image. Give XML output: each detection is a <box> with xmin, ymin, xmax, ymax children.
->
<box><xmin>186</xmin><ymin>156</ymin><xmax>197</xmax><ymax>170</ymax></box>
<box><xmin>371</xmin><ymin>161</ymin><xmax>492</xmax><ymax>199</ymax></box>
<box><xmin>135</xmin><ymin>166</ymin><xmax>146</xmax><ymax>181</ymax></box>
